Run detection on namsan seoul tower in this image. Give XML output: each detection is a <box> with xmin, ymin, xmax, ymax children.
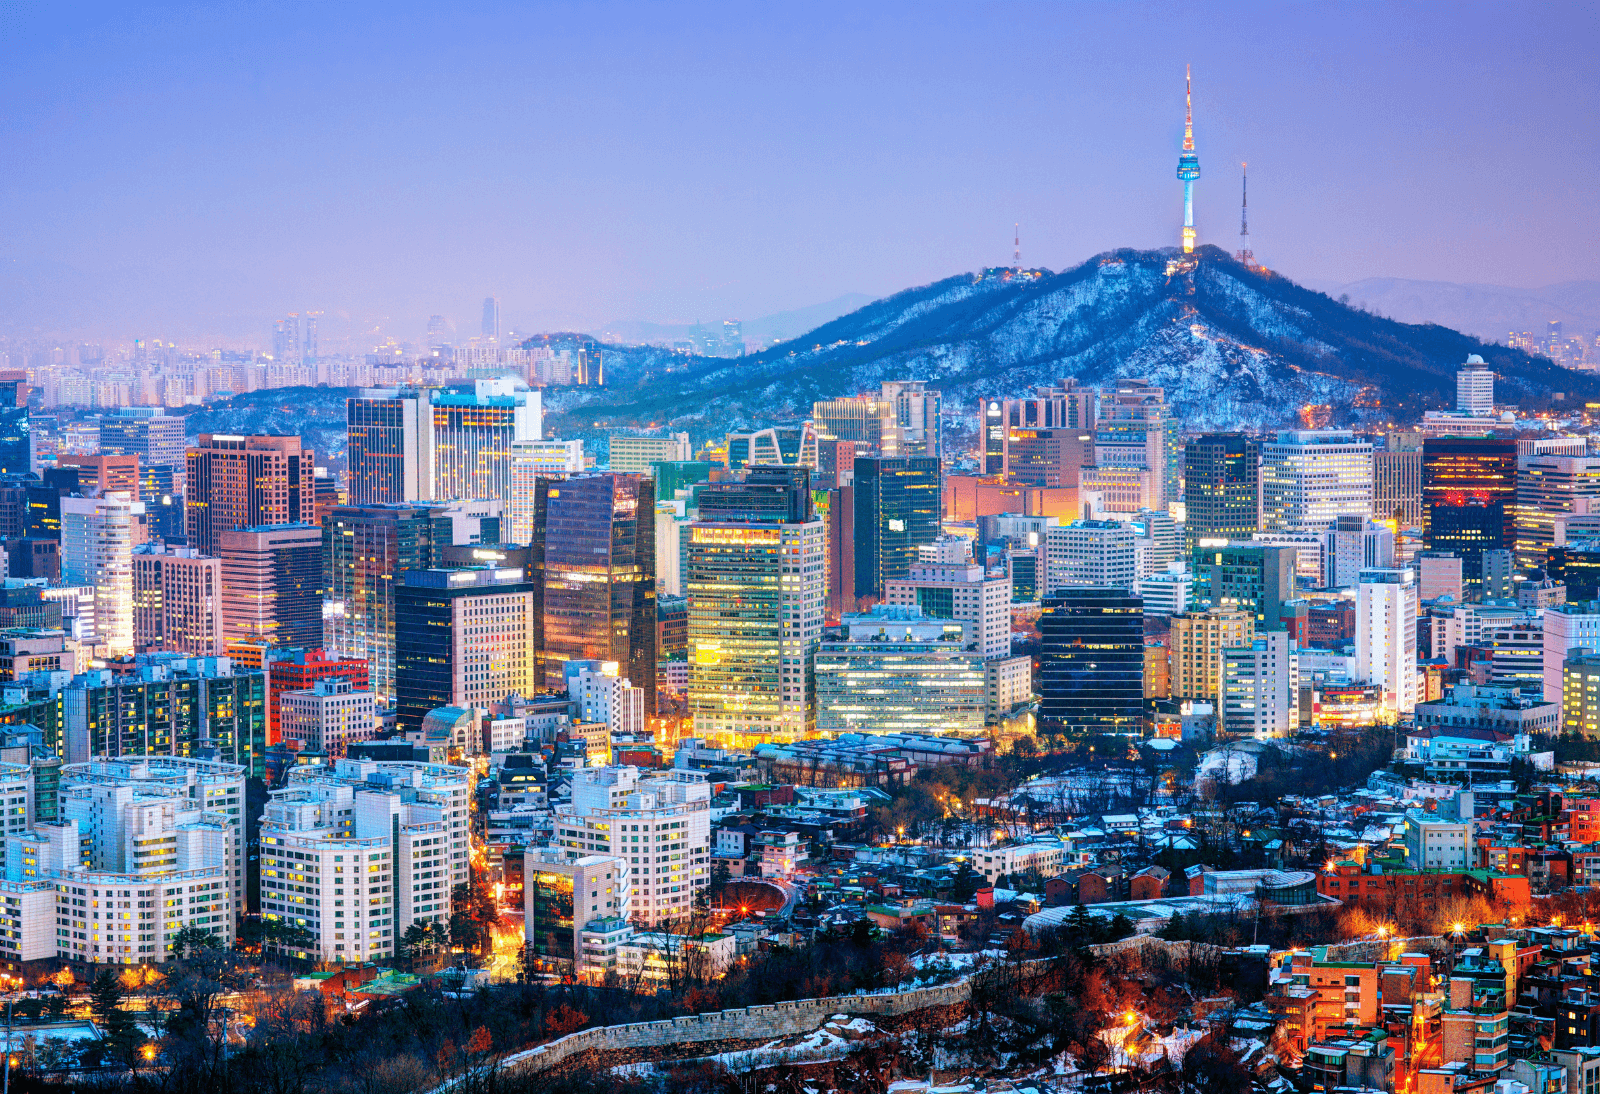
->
<box><xmin>1176</xmin><ymin>65</ymin><xmax>1200</xmax><ymax>254</ymax></box>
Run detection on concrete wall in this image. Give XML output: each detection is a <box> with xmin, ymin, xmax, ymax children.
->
<box><xmin>496</xmin><ymin>978</ymin><xmax>973</xmax><ymax>1077</ymax></box>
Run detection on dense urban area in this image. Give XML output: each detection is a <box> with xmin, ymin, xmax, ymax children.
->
<box><xmin>0</xmin><ymin>290</ymin><xmax>1594</xmax><ymax>1094</ymax></box>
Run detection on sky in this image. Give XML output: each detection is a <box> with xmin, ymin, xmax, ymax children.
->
<box><xmin>0</xmin><ymin>1</ymin><xmax>1595</xmax><ymax>347</ymax></box>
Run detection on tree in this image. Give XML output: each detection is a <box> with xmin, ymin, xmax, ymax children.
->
<box><xmin>952</xmin><ymin>862</ymin><xmax>980</xmax><ymax>902</ymax></box>
<box><xmin>545</xmin><ymin>1004</ymin><xmax>589</xmax><ymax>1035</ymax></box>
<box><xmin>170</xmin><ymin>925</ymin><xmax>221</xmax><ymax>960</ymax></box>
<box><xmin>89</xmin><ymin>971</ymin><xmax>142</xmax><ymax>1070</ymax></box>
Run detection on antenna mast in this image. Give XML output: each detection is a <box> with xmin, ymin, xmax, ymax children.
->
<box><xmin>1013</xmin><ymin>223</ymin><xmax>1020</xmax><ymax>268</ymax></box>
<box><xmin>1237</xmin><ymin>162</ymin><xmax>1255</xmax><ymax>268</ymax></box>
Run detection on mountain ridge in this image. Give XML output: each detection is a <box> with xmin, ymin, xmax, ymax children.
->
<box><xmin>543</xmin><ymin>247</ymin><xmax>1600</xmax><ymax>445</ymax></box>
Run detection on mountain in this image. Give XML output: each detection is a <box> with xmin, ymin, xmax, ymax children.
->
<box><xmin>1303</xmin><ymin>276</ymin><xmax>1600</xmax><ymax>343</ymax></box>
<box><xmin>593</xmin><ymin>293</ymin><xmax>876</xmax><ymax>348</ymax></box>
<box><xmin>548</xmin><ymin>247</ymin><xmax>1600</xmax><ymax>444</ymax></box>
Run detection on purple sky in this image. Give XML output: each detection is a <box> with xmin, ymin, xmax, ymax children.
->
<box><xmin>0</xmin><ymin>1</ymin><xmax>1594</xmax><ymax>346</ymax></box>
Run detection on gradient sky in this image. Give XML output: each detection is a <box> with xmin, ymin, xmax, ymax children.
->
<box><xmin>0</xmin><ymin>1</ymin><xmax>1594</xmax><ymax>347</ymax></box>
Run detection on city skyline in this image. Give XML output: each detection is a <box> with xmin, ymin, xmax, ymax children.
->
<box><xmin>0</xmin><ymin>3</ymin><xmax>1595</xmax><ymax>345</ymax></box>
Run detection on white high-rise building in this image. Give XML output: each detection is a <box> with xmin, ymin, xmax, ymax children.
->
<box><xmin>1457</xmin><ymin>356</ymin><xmax>1494</xmax><ymax>415</ymax></box>
<box><xmin>1221</xmin><ymin>631</ymin><xmax>1298</xmax><ymax>738</ymax></box>
<box><xmin>1544</xmin><ymin>602</ymin><xmax>1600</xmax><ymax>701</ymax></box>
<box><xmin>17</xmin><ymin>757</ymin><xmax>248</xmax><ymax>965</ymax></box>
<box><xmin>610</xmin><ymin>433</ymin><xmax>691</xmax><ymax>473</ymax></box>
<box><xmin>506</xmin><ymin>439</ymin><xmax>585</xmax><ymax>545</ymax></box>
<box><xmin>260</xmin><ymin>759</ymin><xmax>470</xmax><ymax>962</ymax></box>
<box><xmin>1326</xmin><ymin>515</ymin><xmax>1397</xmax><ymax>588</ymax></box>
<box><xmin>884</xmin><ymin>556</ymin><xmax>1013</xmax><ymax>660</ymax></box>
<box><xmin>61</xmin><ymin>493</ymin><xmax>145</xmax><ymax>655</ymax></box>
<box><xmin>568</xmin><ymin>664</ymin><xmax>646</xmax><ymax>738</ymax></box>
<box><xmin>552</xmin><ymin>767</ymin><xmax>711</xmax><ymax>925</ymax></box>
<box><xmin>1043</xmin><ymin>520</ymin><xmax>1137</xmax><ymax>594</ymax></box>
<box><xmin>1357</xmin><ymin>568</ymin><xmax>1419</xmax><ymax>714</ymax></box>
<box><xmin>1260</xmin><ymin>430</ymin><xmax>1374</xmax><ymax>534</ymax></box>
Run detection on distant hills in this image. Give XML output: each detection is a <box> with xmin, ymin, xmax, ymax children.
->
<box><xmin>548</xmin><ymin>247</ymin><xmax>1600</xmax><ymax>443</ymax></box>
<box><xmin>1304</xmin><ymin>276</ymin><xmax>1600</xmax><ymax>343</ymax></box>
<box><xmin>593</xmin><ymin>293</ymin><xmax>875</xmax><ymax>348</ymax></box>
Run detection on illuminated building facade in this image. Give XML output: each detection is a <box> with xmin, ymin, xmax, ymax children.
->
<box><xmin>1176</xmin><ymin>65</ymin><xmax>1200</xmax><ymax>253</ymax></box>
<box><xmin>1259</xmin><ymin>430</ymin><xmax>1374</xmax><ymax>534</ymax></box>
<box><xmin>1422</xmin><ymin>436</ymin><xmax>1517</xmax><ymax>588</ymax></box>
<box><xmin>1373</xmin><ymin>448</ymin><xmax>1423</xmax><ymax>527</ymax></box>
<box><xmin>429</xmin><ymin>377</ymin><xmax>541</xmax><ymax>506</ymax></box>
<box><xmin>346</xmin><ymin>388</ymin><xmax>434</xmax><ymax>505</ymax></box>
<box><xmin>323</xmin><ymin>504</ymin><xmax>442</xmax><ymax>697</ymax></box>
<box><xmin>531</xmin><ymin>474</ymin><xmax>657</xmax><ymax>712</ymax></box>
<box><xmin>815</xmin><ymin>607</ymin><xmax>984</xmax><ymax>735</ymax></box>
<box><xmin>185</xmin><ymin>434</ymin><xmax>316</xmax><ymax>555</ymax></box>
<box><xmin>61</xmin><ymin>493</ymin><xmax>144</xmax><ymax>656</ymax></box>
<box><xmin>979</xmin><ymin>380</ymin><xmax>1095</xmax><ymax>478</ymax></box>
<box><xmin>1515</xmin><ymin>453</ymin><xmax>1600</xmax><ymax>569</ymax></box>
<box><xmin>219</xmin><ymin>524</ymin><xmax>324</xmax><ymax>650</ymax></box>
<box><xmin>132</xmin><ymin>543</ymin><xmax>223</xmax><ymax>656</ymax></box>
<box><xmin>687</xmin><ymin>473</ymin><xmax>824</xmax><ymax>743</ymax></box>
<box><xmin>507</xmin><ymin>439</ymin><xmax>584</xmax><ymax>545</ymax></box>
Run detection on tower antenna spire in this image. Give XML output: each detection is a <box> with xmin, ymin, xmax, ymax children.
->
<box><xmin>1237</xmin><ymin>162</ymin><xmax>1254</xmax><ymax>268</ymax></box>
<box><xmin>1176</xmin><ymin>65</ymin><xmax>1201</xmax><ymax>254</ymax></box>
<box><xmin>1013</xmin><ymin>222</ymin><xmax>1020</xmax><ymax>269</ymax></box>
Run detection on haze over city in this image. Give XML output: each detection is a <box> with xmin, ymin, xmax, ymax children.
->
<box><xmin>1</xmin><ymin>2</ymin><xmax>1596</xmax><ymax>345</ymax></box>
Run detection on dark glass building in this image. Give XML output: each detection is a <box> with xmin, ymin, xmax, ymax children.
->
<box><xmin>1038</xmin><ymin>587</ymin><xmax>1145</xmax><ymax>735</ymax></box>
<box><xmin>139</xmin><ymin>464</ymin><xmax>185</xmax><ymax>543</ymax></box>
<box><xmin>346</xmin><ymin>390</ymin><xmax>431</xmax><ymax>505</ymax></box>
<box><xmin>1549</xmin><ymin>546</ymin><xmax>1600</xmax><ymax>602</ymax></box>
<box><xmin>524</xmin><ymin>866</ymin><xmax>575</xmax><ymax>975</ymax></box>
<box><xmin>1183</xmin><ymin>433</ymin><xmax>1259</xmax><ymax>552</ymax></box>
<box><xmin>853</xmin><ymin>456</ymin><xmax>941</xmax><ymax>598</ymax></box>
<box><xmin>394</xmin><ymin>566</ymin><xmax>539</xmax><ymax>735</ymax></box>
<box><xmin>531</xmin><ymin>473</ymin><xmax>657</xmax><ymax>709</ymax></box>
<box><xmin>1422</xmin><ymin>437</ymin><xmax>1517</xmax><ymax>588</ymax></box>
<box><xmin>0</xmin><ymin>407</ymin><xmax>30</xmax><ymax>477</ymax></box>
<box><xmin>324</xmin><ymin>503</ymin><xmax>444</xmax><ymax>697</ymax></box>
<box><xmin>1195</xmin><ymin>544</ymin><xmax>1296</xmax><ymax>629</ymax></box>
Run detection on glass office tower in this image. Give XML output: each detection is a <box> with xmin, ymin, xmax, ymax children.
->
<box><xmin>1038</xmin><ymin>587</ymin><xmax>1145</xmax><ymax>735</ymax></box>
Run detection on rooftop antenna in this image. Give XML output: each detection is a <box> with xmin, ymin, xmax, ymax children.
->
<box><xmin>1013</xmin><ymin>223</ymin><xmax>1021</xmax><ymax>269</ymax></box>
<box><xmin>1237</xmin><ymin>162</ymin><xmax>1255</xmax><ymax>268</ymax></box>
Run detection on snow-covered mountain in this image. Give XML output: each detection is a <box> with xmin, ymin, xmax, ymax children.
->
<box><xmin>550</xmin><ymin>247</ymin><xmax>1600</xmax><ymax>442</ymax></box>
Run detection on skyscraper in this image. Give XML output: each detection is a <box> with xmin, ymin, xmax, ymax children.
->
<box><xmin>531</xmin><ymin>474</ymin><xmax>657</xmax><ymax>712</ymax></box>
<box><xmin>723</xmin><ymin>423</ymin><xmax>818</xmax><ymax>470</ymax></box>
<box><xmin>687</xmin><ymin>467</ymin><xmax>825</xmax><ymax>743</ymax></box>
<box><xmin>1373</xmin><ymin>447</ymin><xmax>1423</xmax><ymax>527</ymax></box>
<box><xmin>430</xmin><ymin>378</ymin><xmax>541</xmax><ymax>504</ymax></box>
<box><xmin>324</xmin><ymin>503</ymin><xmax>446</xmax><ymax>696</ymax></box>
<box><xmin>98</xmin><ymin>408</ymin><xmax>186</xmax><ymax>493</ymax></box>
<box><xmin>813</xmin><ymin>380</ymin><xmax>942</xmax><ymax>460</ymax></box>
<box><xmin>1183</xmin><ymin>433</ymin><xmax>1259</xmax><ymax>551</ymax></box>
<box><xmin>1094</xmin><ymin>380</ymin><xmax>1175</xmax><ymax>506</ymax></box>
<box><xmin>853</xmin><ymin>456</ymin><xmax>941</xmax><ymax>598</ymax></box>
<box><xmin>346</xmin><ymin>389</ymin><xmax>435</xmax><ymax>505</ymax></box>
<box><xmin>132</xmin><ymin>543</ymin><xmax>224</xmax><ymax>656</ymax></box>
<box><xmin>219</xmin><ymin>524</ymin><xmax>325</xmax><ymax>649</ymax></box>
<box><xmin>1515</xmin><ymin>453</ymin><xmax>1600</xmax><ymax>569</ymax></box>
<box><xmin>1356</xmin><ymin>568</ymin><xmax>1419</xmax><ymax>715</ymax></box>
<box><xmin>393</xmin><ymin>566</ymin><xmax>538</xmax><ymax>735</ymax></box>
<box><xmin>1038</xmin><ymin>587</ymin><xmax>1144</xmax><ymax>735</ymax></box>
<box><xmin>1259</xmin><ymin>430</ymin><xmax>1374</xmax><ymax>533</ymax></box>
<box><xmin>0</xmin><ymin>406</ymin><xmax>30</xmax><ymax>477</ymax></box>
<box><xmin>979</xmin><ymin>380</ymin><xmax>1096</xmax><ymax>479</ymax></box>
<box><xmin>1422</xmin><ymin>436</ymin><xmax>1518</xmax><ymax>589</ymax></box>
<box><xmin>186</xmin><ymin>435</ymin><xmax>316</xmax><ymax>555</ymax></box>
<box><xmin>61</xmin><ymin>493</ymin><xmax>144</xmax><ymax>655</ymax></box>
<box><xmin>482</xmin><ymin>296</ymin><xmax>501</xmax><ymax>341</ymax></box>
